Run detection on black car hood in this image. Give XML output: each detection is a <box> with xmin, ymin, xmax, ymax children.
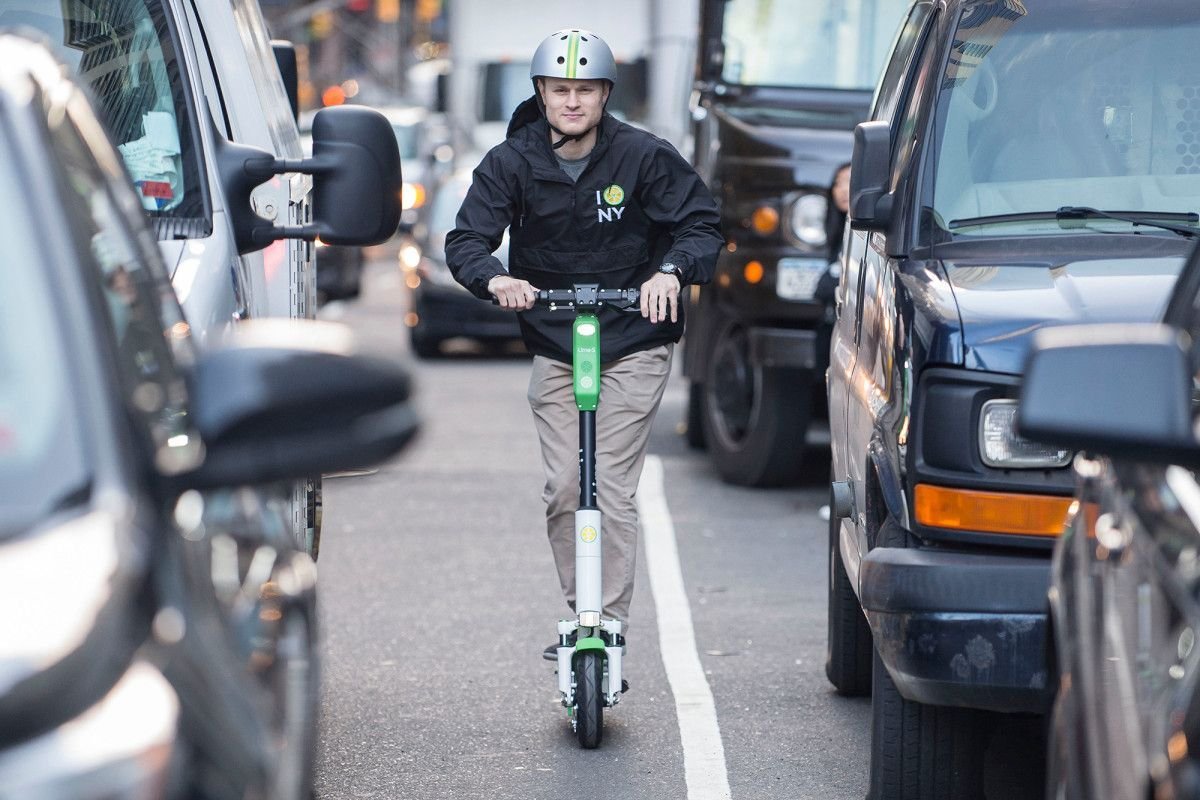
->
<box><xmin>927</xmin><ymin>236</ymin><xmax>1189</xmax><ymax>374</ymax></box>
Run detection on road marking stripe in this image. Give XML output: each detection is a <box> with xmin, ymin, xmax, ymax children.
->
<box><xmin>639</xmin><ymin>455</ymin><xmax>732</xmax><ymax>800</ymax></box>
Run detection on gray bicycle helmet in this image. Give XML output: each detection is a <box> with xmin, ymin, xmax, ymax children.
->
<box><xmin>529</xmin><ymin>29</ymin><xmax>617</xmax><ymax>148</ymax></box>
<box><xmin>530</xmin><ymin>29</ymin><xmax>617</xmax><ymax>85</ymax></box>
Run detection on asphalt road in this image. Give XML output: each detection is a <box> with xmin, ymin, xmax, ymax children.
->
<box><xmin>311</xmin><ymin>254</ymin><xmax>1044</xmax><ymax>800</ymax></box>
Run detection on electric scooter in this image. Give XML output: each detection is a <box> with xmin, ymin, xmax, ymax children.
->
<box><xmin>530</xmin><ymin>284</ymin><xmax>638</xmax><ymax>749</ymax></box>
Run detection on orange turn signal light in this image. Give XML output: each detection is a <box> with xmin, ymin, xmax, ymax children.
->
<box><xmin>913</xmin><ymin>484</ymin><xmax>1072</xmax><ymax>537</ymax></box>
<box><xmin>751</xmin><ymin>206</ymin><xmax>779</xmax><ymax>235</ymax></box>
<box><xmin>744</xmin><ymin>260</ymin><xmax>765</xmax><ymax>284</ymax></box>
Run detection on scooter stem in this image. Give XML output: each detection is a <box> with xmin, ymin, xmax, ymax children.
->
<box><xmin>573</xmin><ymin>313</ymin><xmax>603</xmax><ymax>623</ymax></box>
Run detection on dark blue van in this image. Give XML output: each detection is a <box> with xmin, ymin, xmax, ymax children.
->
<box><xmin>824</xmin><ymin>0</ymin><xmax>1200</xmax><ymax>796</ymax></box>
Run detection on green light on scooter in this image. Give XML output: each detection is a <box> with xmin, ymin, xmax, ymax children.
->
<box><xmin>573</xmin><ymin>314</ymin><xmax>601</xmax><ymax>412</ymax></box>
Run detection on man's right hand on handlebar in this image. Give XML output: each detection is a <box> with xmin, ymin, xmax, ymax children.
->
<box><xmin>489</xmin><ymin>275</ymin><xmax>539</xmax><ymax>310</ymax></box>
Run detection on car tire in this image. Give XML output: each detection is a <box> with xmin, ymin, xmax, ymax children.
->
<box><xmin>826</xmin><ymin>482</ymin><xmax>872</xmax><ymax>696</ymax></box>
<box><xmin>868</xmin><ymin>647</ymin><xmax>987</xmax><ymax>800</ymax></box>
<box><xmin>685</xmin><ymin>382</ymin><xmax>706</xmax><ymax>449</ymax></box>
<box><xmin>410</xmin><ymin>324</ymin><xmax>441</xmax><ymax>359</ymax></box>
<box><xmin>701</xmin><ymin>316</ymin><xmax>809</xmax><ymax>486</ymax></box>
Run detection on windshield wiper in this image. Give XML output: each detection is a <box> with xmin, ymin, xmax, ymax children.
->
<box><xmin>948</xmin><ymin>206</ymin><xmax>1199</xmax><ymax>237</ymax></box>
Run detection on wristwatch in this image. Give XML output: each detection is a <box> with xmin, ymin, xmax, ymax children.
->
<box><xmin>658</xmin><ymin>262</ymin><xmax>683</xmax><ymax>282</ymax></box>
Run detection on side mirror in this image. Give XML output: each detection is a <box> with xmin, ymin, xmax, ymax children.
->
<box><xmin>175</xmin><ymin>319</ymin><xmax>418</xmax><ymax>491</ymax></box>
<box><xmin>849</xmin><ymin>121</ymin><xmax>893</xmax><ymax>231</ymax></box>
<box><xmin>1018</xmin><ymin>323</ymin><xmax>1198</xmax><ymax>465</ymax></box>
<box><xmin>309</xmin><ymin>106</ymin><xmax>403</xmax><ymax>246</ymax></box>
<box><xmin>211</xmin><ymin>106</ymin><xmax>402</xmax><ymax>255</ymax></box>
<box><xmin>271</xmin><ymin>40</ymin><xmax>299</xmax><ymax>123</ymax></box>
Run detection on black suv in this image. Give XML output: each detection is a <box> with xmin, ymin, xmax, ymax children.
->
<box><xmin>825</xmin><ymin>0</ymin><xmax>1200</xmax><ymax>796</ymax></box>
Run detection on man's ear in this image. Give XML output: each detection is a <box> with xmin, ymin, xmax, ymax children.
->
<box><xmin>535</xmin><ymin>77</ymin><xmax>545</xmax><ymax>101</ymax></box>
<box><xmin>601</xmin><ymin>82</ymin><xmax>612</xmax><ymax>105</ymax></box>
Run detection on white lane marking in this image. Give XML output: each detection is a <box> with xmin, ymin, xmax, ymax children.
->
<box><xmin>639</xmin><ymin>455</ymin><xmax>733</xmax><ymax>800</ymax></box>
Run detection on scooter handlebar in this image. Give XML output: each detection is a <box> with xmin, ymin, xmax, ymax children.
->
<box><xmin>491</xmin><ymin>284</ymin><xmax>640</xmax><ymax>311</ymax></box>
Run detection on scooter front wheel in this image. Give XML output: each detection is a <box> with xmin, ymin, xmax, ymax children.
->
<box><xmin>574</xmin><ymin>651</ymin><xmax>604</xmax><ymax>749</ymax></box>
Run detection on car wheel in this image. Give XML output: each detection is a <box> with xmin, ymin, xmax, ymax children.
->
<box><xmin>685</xmin><ymin>381</ymin><xmax>706</xmax><ymax>449</ymax></box>
<box><xmin>826</xmin><ymin>480</ymin><xmax>872</xmax><ymax>696</ymax></box>
<box><xmin>410</xmin><ymin>324</ymin><xmax>441</xmax><ymax>359</ymax></box>
<box><xmin>868</xmin><ymin>647</ymin><xmax>987</xmax><ymax>800</ymax></box>
<box><xmin>305</xmin><ymin>477</ymin><xmax>322</xmax><ymax>561</ymax></box>
<box><xmin>701</xmin><ymin>317</ymin><xmax>809</xmax><ymax>486</ymax></box>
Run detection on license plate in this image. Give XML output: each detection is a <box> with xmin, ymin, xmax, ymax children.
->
<box><xmin>776</xmin><ymin>258</ymin><xmax>827</xmax><ymax>301</ymax></box>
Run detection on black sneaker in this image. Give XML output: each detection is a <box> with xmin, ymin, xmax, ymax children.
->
<box><xmin>542</xmin><ymin>632</ymin><xmax>576</xmax><ymax>661</ymax></box>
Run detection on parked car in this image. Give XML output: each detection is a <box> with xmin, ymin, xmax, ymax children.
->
<box><xmin>0</xmin><ymin>0</ymin><xmax>403</xmax><ymax>559</ymax></box>
<box><xmin>1020</xmin><ymin>241</ymin><xmax>1200</xmax><ymax>800</ymax></box>
<box><xmin>824</xmin><ymin>0</ymin><xmax>1200</xmax><ymax>796</ymax></box>
<box><xmin>402</xmin><ymin>168</ymin><xmax>522</xmax><ymax>357</ymax></box>
<box><xmin>0</xmin><ymin>35</ymin><xmax>417</xmax><ymax>798</ymax></box>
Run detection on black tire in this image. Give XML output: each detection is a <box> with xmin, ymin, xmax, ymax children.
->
<box><xmin>701</xmin><ymin>317</ymin><xmax>810</xmax><ymax>486</ymax></box>
<box><xmin>868</xmin><ymin>648</ymin><xmax>986</xmax><ymax>800</ymax></box>
<box><xmin>826</xmin><ymin>485</ymin><xmax>872</xmax><ymax>696</ymax></box>
<box><xmin>685</xmin><ymin>382</ymin><xmax>707</xmax><ymax>449</ymax></box>
<box><xmin>306</xmin><ymin>477</ymin><xmax>322</xmax><ymax>561</ymax></box>
<box><xmin>410</xmin><ymin>324</ymin><xmax>441</xmax><ymax>359</ymax></box>
<box><xmin>574</xmin><ymin>650</ymin><xmax>604</xmax><ymax>749</ymax></box>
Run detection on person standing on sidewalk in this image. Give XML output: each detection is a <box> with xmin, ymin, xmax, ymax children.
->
<box><xmin>445</xmin><ymin>28</ymin><xmax>722</xmax><ymax>657</ymax></box>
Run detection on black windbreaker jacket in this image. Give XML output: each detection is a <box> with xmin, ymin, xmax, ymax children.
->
<box><xmin>445</xmin><ymin>97</ymin><xmax>722</xmax><ymax>364</ymax></box>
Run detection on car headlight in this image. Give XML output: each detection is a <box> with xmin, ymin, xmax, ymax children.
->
<box><xmin>788</xmin><ymin>193</ymin><xmax>828</xmax><ymax>247</ymax></box>
<box><xmin>980</xmin><ymin>399</ymin><xmax>1072</xmax><ymax>468</ymax></box>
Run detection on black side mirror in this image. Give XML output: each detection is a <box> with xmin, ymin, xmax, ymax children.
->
<box><xmin>176</xmin><ymin>319</ymin><xmax>418</xmax><ymax>491</ymax></box>
<box><xmin>271</xmin><ymin>40</ymin><xmax>299</xmax><ymax>123</ymax></box>
<box><xmin>309</xmin><ymin>105</ymin><xmax>403</xmax><ymax>246</ymax></box>
<box><xmin>849</xmin><ymin>121</ymin><xmax>893</xmax><ymax>231</ymax></box>
<box><xmin>211</xmin><ymin>106</ymin><xmax>402</xmax><ymax>255</ymax></box>
<box><xmin>1018</xmin><ymin>323</ymin><xmax>1199</xmax><ymax>465</ymax></box>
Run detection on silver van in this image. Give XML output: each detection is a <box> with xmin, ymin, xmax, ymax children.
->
<box><xmin>0</xmin><ymin>0</ymin><xmax>401</xmax><ymax>557</ymax></box>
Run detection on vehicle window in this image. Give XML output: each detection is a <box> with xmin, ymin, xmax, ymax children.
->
<box><xmin>722</xmin><ymin>0</ymin><xmax>908</xmax><ymax>90</ymax></box>
<box><xmin>0</xmin><ymin>0</ymin><xmax>206</xmax><ymax>225</ymax></box>
<box><xmin>930</xmin><ymin>1</ymin><xmax>1200</xmax><ymax>237</ymax></box>
<box><xmin>0</xmin><ymin>152</ymin><xmax>90</xmax><ymax>536</ymax></box>
<box><xmin>51</xmin><ymin>97</ymin><xmax>198</xmax><ymax>475</ymax></box>
<box><xmin>870</xmin><ymin>2</ymin><xmax>932</xmax><ymax>123</ymax></box>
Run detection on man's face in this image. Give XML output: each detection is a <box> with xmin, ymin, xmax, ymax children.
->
<box><xmin>538</xmin><ymin>78</ymin><xmax>609</xmax><ymax>137</ymax></box>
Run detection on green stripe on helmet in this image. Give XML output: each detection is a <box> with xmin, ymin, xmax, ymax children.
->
<box><xmin>566</xmin><ymin>31</ymin><xmax>580</xmax><ymax>79</ymax></box>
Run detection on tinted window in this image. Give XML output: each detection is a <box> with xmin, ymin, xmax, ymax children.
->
<box><xmin>51</xmin><ymin>95</ymin><xmax>198</xmax><ymax>476</ymax></box>
<box><xmin>930</xmin><ymin>1</ymin><xmax>1200</xmax><ymax>237</ymax></box>
<box><xmin>870</xmin><ymin>2</ymin><xmax>932</xmax><ymax>122</ymax></box>
<box><xmin>0</xmin><ymin>0</ymin><xmax>206</xmax><ymax>223</ymax></box>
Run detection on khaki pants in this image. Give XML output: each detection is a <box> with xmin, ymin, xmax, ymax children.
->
<box><xmin>528</xmin><ymin>344</ymin><xmax>673</xmax><ymax>625</ymax></box>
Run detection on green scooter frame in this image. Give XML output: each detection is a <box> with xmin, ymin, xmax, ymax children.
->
<box><xmin>535</xmin><ymin>284</ymin><xmax>636</xmax><ymax>749</ymax></box>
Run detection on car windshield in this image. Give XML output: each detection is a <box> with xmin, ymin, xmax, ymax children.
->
<box><xmin>0</xmin><ymin>0</ymin><xmax>205</xmax><ymax>225</ymax></box>
<box><xmin>930</xmin><ymin>1</ymin><xmax>1200</xmax><ymax>237</ymax></box>
<box><xmin>720</xmin><ymin>0</ymin><xmax>907</xmax><ymax>90</ymax></box>
<box><xmin>0</xmin><ymin>154</ymin><xmax>91</xmax><ymax>536</ymax></box>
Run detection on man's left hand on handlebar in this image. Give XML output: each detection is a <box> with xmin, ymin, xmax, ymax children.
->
<box><xmin>640</xmin><ymin>272</ymin><xmax>681</xmax><ymax>324</ymax></box>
